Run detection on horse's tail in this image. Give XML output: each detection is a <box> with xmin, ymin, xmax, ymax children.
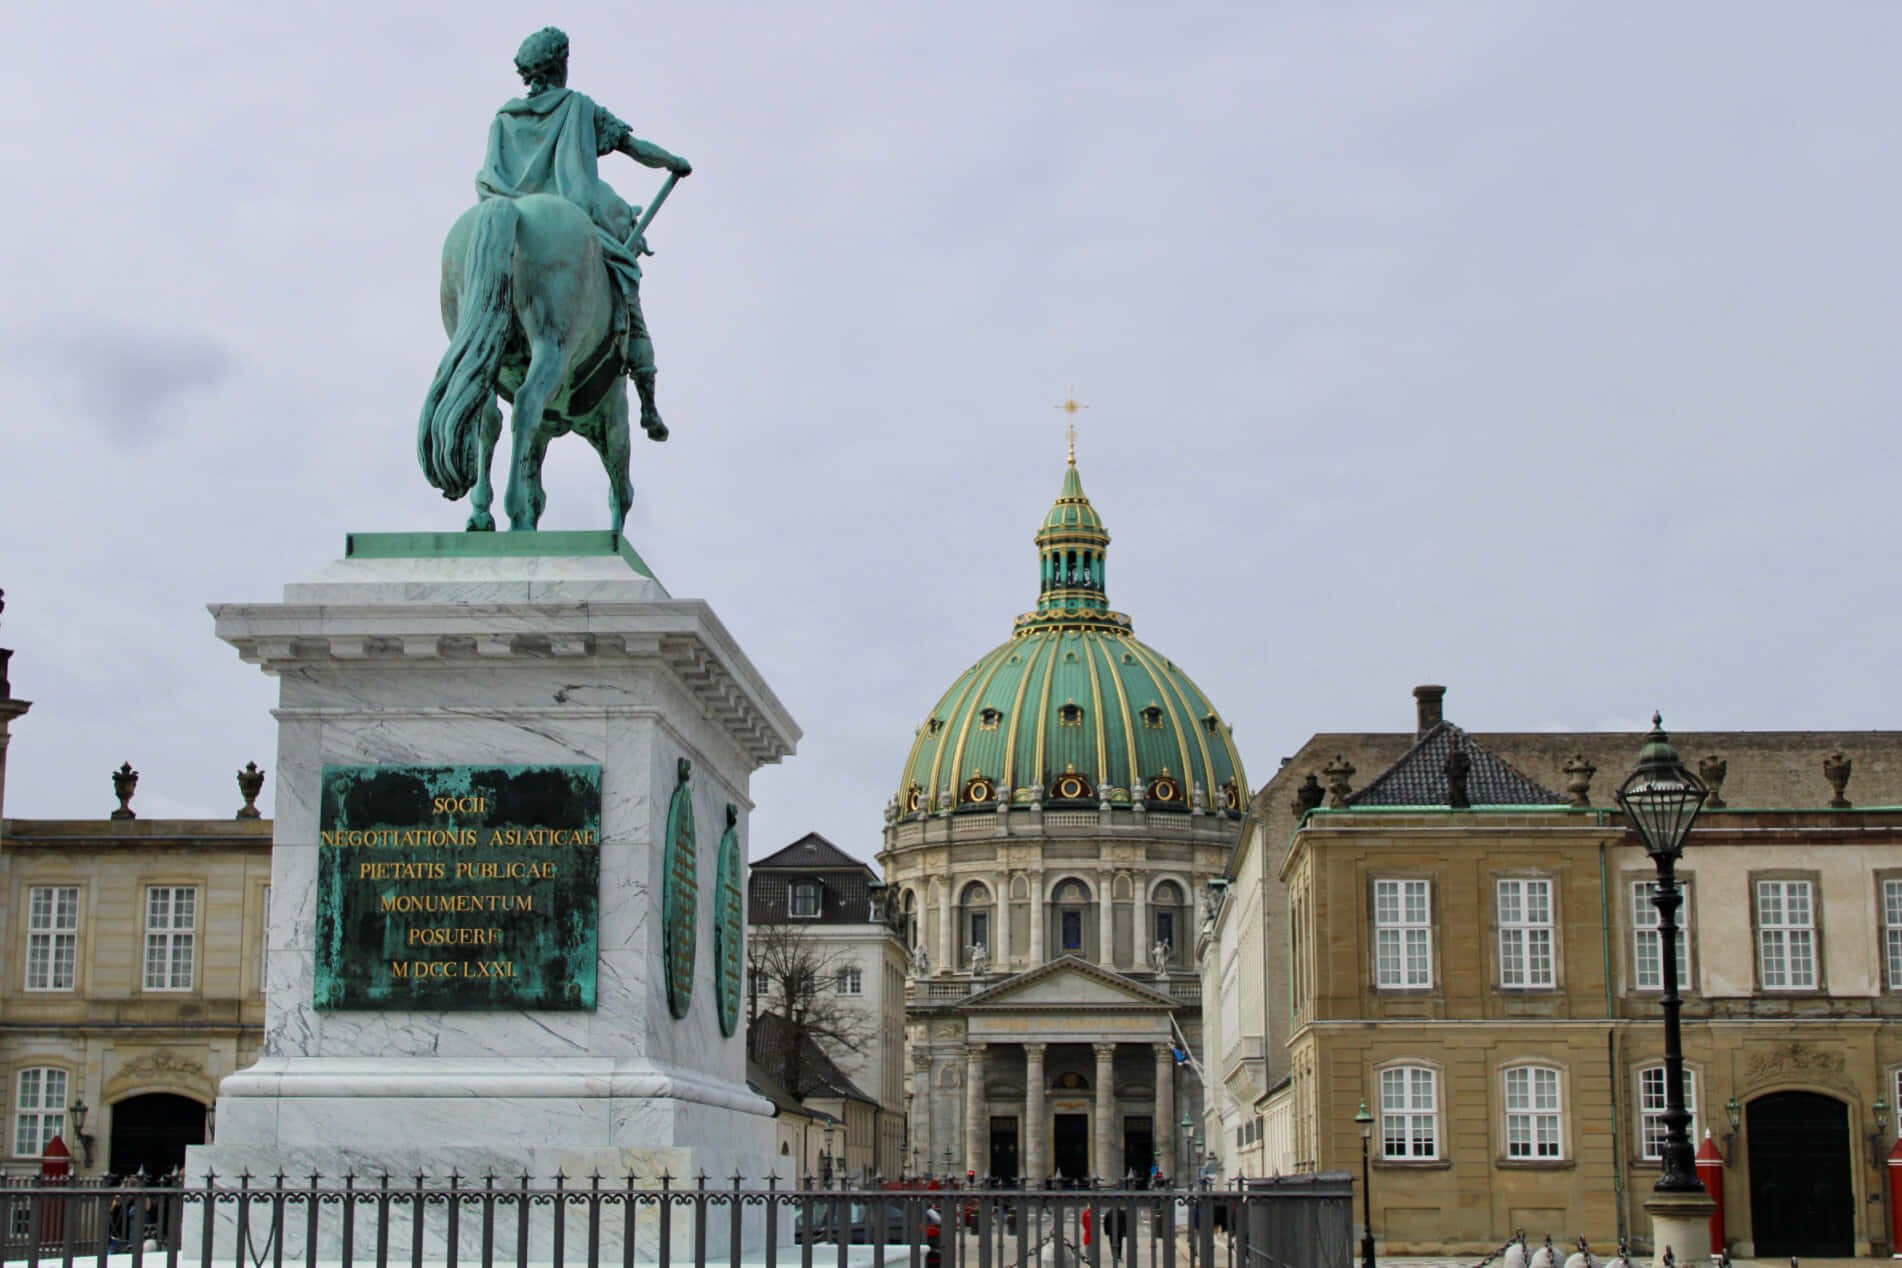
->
<box><xmin>418</xmin><ymin>198</ymin><xmax>519</xmax><ymax>500</ymax></box>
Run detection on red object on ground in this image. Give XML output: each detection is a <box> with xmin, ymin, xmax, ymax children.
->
<box><xmin>1694</xmin><ymin>1131</ymin><xmax>1725</xmax><ymax>1256</ymax></box>
<box><xmin>1887</xmin><ymin>1136</ymin><xmax>1902</xmax><ymax>1254</ymax></box>
<box><xmin>1081</xmin><ymin>1207</ymin><xmax>1092</xmax><ymax>1246</ymax></box>
<box><xmin>39</xmin><ymin>1136</ymin><xmax>70</xmax><ymax>1244</ymax></box>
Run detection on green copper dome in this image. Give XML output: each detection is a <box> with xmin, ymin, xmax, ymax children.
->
<box><xmin>894</xmin><ymin>454</ymin><xmax>1248</xmax><ymax>818</ymax></box>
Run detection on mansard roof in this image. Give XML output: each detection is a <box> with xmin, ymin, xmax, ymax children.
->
<box><xmin>752</xmin><ymin>831</ymin><xmax>870</xmax><ymax>873</ymax></box>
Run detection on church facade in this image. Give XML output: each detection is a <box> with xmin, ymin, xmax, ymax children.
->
<box><xmin>878</xmin><ymin>452</ymin><xmax>1247</xmax><ymax>1183</ymax></box>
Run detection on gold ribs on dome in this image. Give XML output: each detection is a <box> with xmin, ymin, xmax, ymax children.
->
<box><xmin>893</xmin><ymin>449</ymin><xmax>1247</xmax><ymax>820</ymax></box>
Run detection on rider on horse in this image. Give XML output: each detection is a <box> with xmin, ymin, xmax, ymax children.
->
<box><xmin>476</xmin><ymin>27</ymin><xmax>691</xmax><ymax>440</ymax></box>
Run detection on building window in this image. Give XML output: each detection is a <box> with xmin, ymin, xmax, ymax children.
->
<box><xmin>1052</xmin><ymin>879</ymin><xmax>1090</xmax><ymax>955</ymax></box>
<box><xmin>1504</xmin><ymin>1066</ymin><xmax>1563</xmax><ymax>1159</ymax></box>
<box><xmin>749</xmin><ymin>970</ymin><xmax>768</xmax><ymax>998</ymax></box>
<box><xmin>24</xmin><ymin>887</ymin><xmax>79</xmax><ymax>992</ymax></box>
<box><xmin>1497</xmin><ymin>878</ymin><xmax>1554</xmax><ymax>989</ymax></box>
<box><xmin>1153</xmin><ymin>881</ymin><xmax>1185</xmax><ymax>954</ymax></box>
<box><xmin>1638</xmin><ymin>1065</ymin><xmax>1696</xmax><ymax>1161</ymax></box>
<box><xmin>142</xmin><ymin>886</ymin><xmax>197</xmax><ymax>991</ymax></box>
<box><xmin>12</xmin><ymin>1068</ymin><xmax>67</xmax><ymax>1158</ymax></box>
<box><xmin>1756</xmin><ymin>879</ymin><xmax>1816</xmax><ymax>989</ymax></box>
<box><xmin>789</xmin><ymin>881</ymin><xmax>821</xmax><ymax>919</ymax></box>
<box><xmin>1632</xmin><ymin>879</ymin><xmax>1690</xmax><ymax>991</ymax></box>
<box><xmin>1885</xmin><ymin>880</ymin><xmax>1902</xmax><ymax>989</ymax></box>
<box><xmin>835</xmin><ymin>967</ymin><xmax>862</xmax><ymax>995</ymax></box>
<box><xmin>1373</xmin><ymin>879</ymin><xmax>1432</xmax><ymax>989</ymax></box>
<box><xmin>1378</xmin><ymin>1066</ymin><xmax>1437</xmax><ymax>1159</ymax></box>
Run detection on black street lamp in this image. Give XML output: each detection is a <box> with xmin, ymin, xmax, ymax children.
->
<box><xmin>1615</xmin><ymin>714</ymin><xmax>1708</xmax><ymax>1195</ymax></box>
<box><xmin>1354</xmin><ymin>1100</ymin><xmax>1376</xmax><ymax>1267</ymax></box>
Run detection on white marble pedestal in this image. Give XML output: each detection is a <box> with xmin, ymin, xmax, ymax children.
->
<box><xmin>190</xmin><ymin>534</ymin><xmax>800</xmax><ymax>1259</ymax></box>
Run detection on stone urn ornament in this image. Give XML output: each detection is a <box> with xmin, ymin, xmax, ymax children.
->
<box><xmin>1824</xmin><ymin>751</ymin><xmax>1853</xmax><ymax>808</ymax></box>
<box><xmin>110</xmin><ymin>762</ymin><xmax>138</xmax><ymax>820</ymax></box>
<box><xmin>1697</xmin><ymin>755</ymin><xmax>1727</xmax><ymax>809</ymax></box>
<box><xmin>1322</xmin><ymin>756</ymin><xmax>1355</xmax><ymax>809</ymax></box>
<box><xmin>1291</xmin><ymin>773</ymin><xmax>1324</xmax><ymax>816</ymax></box>
<box><xmin>1562</xmin><ymin>754</ymin><xmax>1596</xmax><ymax>808</ymax></box>
<box><xmin>236</xmin><ymin>762</ymin><xmax>266</xmax><ymax>820</ymax></box>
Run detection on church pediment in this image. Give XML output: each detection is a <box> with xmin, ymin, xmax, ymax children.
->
<box><xmin>960</xmin><ymin>956</ymin><xmax>1177</xmax><ymax>1010</ymax></box>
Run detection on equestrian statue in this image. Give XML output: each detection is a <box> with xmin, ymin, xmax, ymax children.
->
<box><xmin>418</xmin><ymin>27</ymin><xmax>692</xmax><ymax>532</ymax></box>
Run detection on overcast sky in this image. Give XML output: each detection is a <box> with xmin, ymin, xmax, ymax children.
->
<box><xmin>4</xmin><ymin>3</ymin><xmax>1901</xmax><ymax>859</ymax></box>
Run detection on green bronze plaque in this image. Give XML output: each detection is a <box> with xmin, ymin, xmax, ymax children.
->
<box><xmin>314</xmin><ymin>764</ymin><xmax>600</xmax><ymax>1011</ymax></box>
<box><xmin>661</xmin><ymin>759</ymin><xmax>696</xmax><ymax>1019</ymax></box>
<box><xmin>713</xmin><ymin>804</ymin><xmax>743</xmax><ymax>1038</ymax></box>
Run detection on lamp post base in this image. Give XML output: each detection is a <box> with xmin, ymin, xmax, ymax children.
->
<box><xmin>1643</xmin><ymin>1188</ymin><xmax>1717</xmax><ymax>1267</ymax></box>
<box><xmin>1359</xmin><ymin>1232</ymin><xmax>1376</xmax><ymax>1267</ymax></box>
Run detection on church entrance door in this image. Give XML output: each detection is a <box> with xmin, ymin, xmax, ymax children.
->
<box><xmin>1052</xmin><ymin>1114</ymin><xmax>1089</xmax><ymax>1183</ymax></box>
<box><xmin>989</xmin><ymin>1116</ymin><xmax>1019</xmax><ymax>1183</ymax></box>
<box><xmin>1746</xmin><ymin>1090</ymin><xmax>1853</xmax><ymax>1257</ymax></box>
<box><xmin>1122</xmin><ymin>1115</ymin><xmax>1154</xmax><ymax>1183</ymax></box>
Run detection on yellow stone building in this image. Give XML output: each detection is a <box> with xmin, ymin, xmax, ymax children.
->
<box><xmin>1208</xmin><ymin>686</ymin><xmax>1902</xmax><ymax>1258</ymax></box>
<box><xmin>0</xmin><ymin>673</ymin><xmax>270</xmax><ymax>1178</ymax></box>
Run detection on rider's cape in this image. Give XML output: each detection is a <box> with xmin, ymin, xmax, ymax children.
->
<box><xmin>477</xmin><ymin>88</ymin><xmax>644</xmax><ymax>316</ymax></box>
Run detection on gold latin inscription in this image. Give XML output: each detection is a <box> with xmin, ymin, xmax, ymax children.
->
<box><xmin>405</xmin><ymin>927</ymin><xmax>503</xmax><ymax>946</ymax></box>
<box><xmin>388</xmin><ymin>959</ymin><xmax>518</xmax><ymax>979</ymax></box>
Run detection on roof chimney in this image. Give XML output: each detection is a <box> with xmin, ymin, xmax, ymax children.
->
<box><xmin>1413</xmin><ymin>685</ymin><xmax>1445</xmax><ymax>738</ymax></box>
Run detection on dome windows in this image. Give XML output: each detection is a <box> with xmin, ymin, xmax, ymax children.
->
<box><xmin>924</xmin><ymin>717</ymin><xmax>944</xmax><ymax>736</ymax></box>
<box><xmin>978</xmin><ymin>707</ymin><xmax>1003</xmax><ymax>731</ymax></box>
<box><xmin>1058</xmin><ymin>701</ymin><xmax>1084</xmax><ymax>727</ymax></box>
<box><xmin>1050</xmin><ymin>766</ymin><xmax>1094</xmax><ymax>802</ymax></box>
<box><xmin>1149</xmin><ymin>771</ymin><xmax>1182</xmax><ymax>804</ymax></box>
<box><xmin>1202</xmin><ymin>712</ymin><xmax>1222</xmax><ymax>734</ymax></box>
<box><xmin>1140</xmin><ymin>704</ymin><xmax>1165</xmax><ymax>729</ymax></box>
<box><xmin>962</xmin><ymin>774</ymin><xmax>995</xmax><ymax>805</ymax></box>
<box><xmin>905</xmin><ymin>783</ymin><xmax>924</xmax><ymax>814</ymax></box>
<box><xmin>1222</xmin><ymin>779</ymin><xmax>1242</xmax><ymax>812</ymax></box>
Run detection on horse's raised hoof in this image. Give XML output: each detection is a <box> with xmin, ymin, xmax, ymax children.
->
<box><xmin>466</xmin><ymin>510</ymin><xmax>496</xmax><ymax>532</ymax></box>
<box><xmin>642</xmin><ymin>414</ymin><xmax>669</xmax><ymax>442</ymax></box>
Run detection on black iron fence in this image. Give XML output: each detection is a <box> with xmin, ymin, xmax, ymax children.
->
<box><xmin>0</xmin><ymin>1172</ymin><xmax>1351</xmax><ymax>1268</ymax></box>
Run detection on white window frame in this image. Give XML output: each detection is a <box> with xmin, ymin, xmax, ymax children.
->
<box><xmin>1631</xmin><ymin>878</ymin><xmax>1691</xmax><ymax>991</ymax></box>
<box><xmin>142</xmin><ymin>886</ymin><xmax>198</xmax><ymax>992</ymax></box>
<box><xmin>1377</xmin><ymin>1065</ymin><xmax>1438</xmax><ymax>1159</ymax></box>
<box><xmin>1756</xmin><ymin>879</ymin><xmax>1816</xmax><ymax>990</ymax></box>
<box><xmin>24</xmin><ymin>886</ymin><xmax>80</xmax><ymax>992</ymax></box>
<box><xmin>1884</xmin><ymin>880</ymin><xmax>1902</xmax><ymax>990</ymax></box>
<box><xmin>835</xmin><ymin>967</ymin><xmax>862</xmax><ymax>995</ymax></box>
<box><xmin>11</xmin><ymin>1068</ymin><xmax>67</xmax><ymax>1159</ymax></box>
<box><xmin>1497</xmin><ymin>878</ymin><xmax>1554</xmax><ymax>989</ymax></box>
<box><xmin>1373</xmin><ymin>879</ymin><xmax>1432</xmax><ymax>989</ymax></box>
<box><xmin>749</xmin><ymin>969</ymin><xmax>768</xmax><ymax>998</ymax></box>
<box><xmin>788</xmin><ymin>881</ymin><xmax>821</xmax><ymax>919</ymax></box>
<box><xmin>1503</xmin><ymin>1065</ymin><xmax>1563</xmax><ymax>1160</ymax></box>
<box><xmin>1637</xmin><ymin>1065</ymin><xmax>1696</xmax><ymax>1161</ymax></box>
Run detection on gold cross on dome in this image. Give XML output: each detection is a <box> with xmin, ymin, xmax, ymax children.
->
<box><xmin>1054</xmin><ymin>390</ymin><xmax>1088</xmax><ymax>465</ymax></box>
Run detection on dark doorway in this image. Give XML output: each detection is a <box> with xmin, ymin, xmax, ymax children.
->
<box><xmin>108</xmin><ymin>1094</ymin><xmax>205</xmax><ymax>1179</ymax></box>
<box><xmin>1053</xmin><ymin>1114</ymin><xmax>1089</xmax><ymax>1183</ymax></box>
<box><xmin>989</xmin><ymin>1116</ymin><xmax>1019</xmax><ymax>1183</ymax></box>
<box><xmin>1747</xmin><ymin>1090</ymin><xmax>1853</xmax><ymax>1257</ymax></box>
<box><xmin>1122</xmin><ymin>1115</ymin><xmax>1154</xmax><ymax>1184</ymax></box>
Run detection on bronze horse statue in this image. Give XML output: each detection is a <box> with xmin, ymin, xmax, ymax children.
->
<box><xmin>417</xmin><ymin>193</ymin><xmax>643</xmax><ymax>533</ymax></box>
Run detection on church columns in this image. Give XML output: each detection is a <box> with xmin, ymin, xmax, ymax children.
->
<box><xmin>1097</xmin><ymin>872</ymin><xmax>1114</xmax><ymax>965</ymax></box>
<box><xmin>998</xmin><ymin>873</ymin><xmax>1013</xmax><ymax>969</ymax></box>
<box><xmin>1093</xmin><ymin>1042</ymin><xmax>1116</xmax><ymax>1181</ymax></box>
<box><xmin>1133</xmin><ymin>878</ymin><xmax>1148</xmax><ymax>967</ymax></box>
<box><xmin>938</xmin><ymin>881</ymin><xmax>953</xmax><ymax>976</ymax></box>
<box><xmin>1153</xmin><ymin>1042</ymin><xmax>1175</xmax><ymax>1182</ymax></box>
<box><xmin>912</xmin><ymin>1049</ymin><xmax>933</xmax><ymax>1176</ymax></box>
<box><xmin>964</xmin><ymin>1043</ymin><xmax>986</xmax><ymax>1177</ymax></box>
<box><xmin>1030</xmin><ymin>872</ymin><xmax>1045</xmax><ymax>964</ymax></box>
<box><xmin>1024</xmin><ymin>1042</ymin><xmax>1047</xmax><ymax>1184</ymax></box>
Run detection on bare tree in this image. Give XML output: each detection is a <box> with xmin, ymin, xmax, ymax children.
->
<box><xmin>746</xmin><ymin>920</ymin><xmax>875</xmax><ymax>1099</ymax></box>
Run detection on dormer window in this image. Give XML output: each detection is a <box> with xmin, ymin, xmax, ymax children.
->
<box><xmin>1058</xmin><ymin>701</ymin><xmax>1084</xmax><ymax>727</ymax></box>
<box><xmin>789</xmin><ymin>880</ymin><xmax>822</xmax><ymax>919</ymax></box>
<box><xmin>1140</xmin><ymin>705</ymin><xmax>1164</xmax><ymax>729</ymax></box>
<box><xmin>1203</xmin><ymin>712</ymin><xmax>1221</xmax><ymax>734</ymax></box>
<box><xmin>978</xmin><ymin>707</ymin><xmax>1003</xmax><ymax>731</ymax></box>
<box><xmin>925</xmin><ymin>718</ymin><xmax>944</xmax><ymax>736</ymax></box>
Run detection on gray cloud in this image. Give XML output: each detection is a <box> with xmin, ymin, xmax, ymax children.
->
<box><xmin>3</xmin><ymin>315</ymin><xmax>231</xmax><ymax>439</ymax></box>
